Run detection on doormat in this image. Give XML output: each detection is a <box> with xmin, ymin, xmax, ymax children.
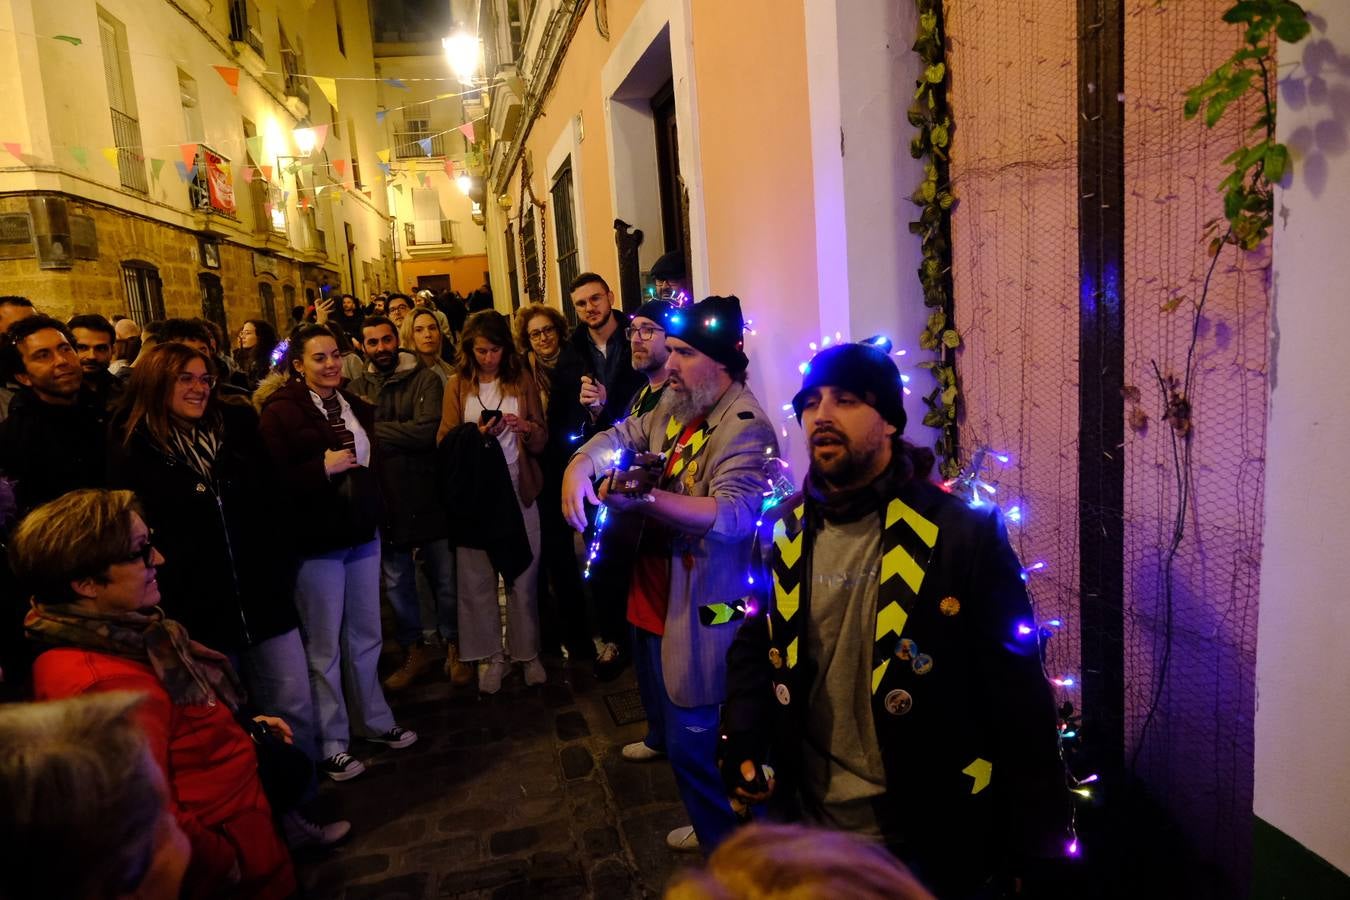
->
<box><xmin>603</xmin><ymin>688</ymin><xmax>647</xmax><ymax>727</ymax></box>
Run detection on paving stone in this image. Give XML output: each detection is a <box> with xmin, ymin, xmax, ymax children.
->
<box><xmin>401</xmin><ymin>833</ymin><xmax>480</xmax><ymax>868</ymax></box>
<box><xmin>437</xmin><ymin>860</ymin><xmax>529</xmax><ymax>896</ymax></box>
<box><xmin>542</xmin><ymin>682</ymin><xmax>575</xmax><ymax>708</ymax></box>
<box><xmin>619</xmin><ymin>807</ymin><xmax>690</xmax><ymax>895</ymax></box>
<box><xmin>589</xmin><ymin>858</ymin><xmax>635</xmax><ymax>897</ymax></box>
<box><xmin>346</xmin><ymin>872</ymin><xmax>429</xmax><ymax>900</ymax></box>
<box><xmin>559</xmin><ymin>745</ymin><xmax>595</xmax><ymax>780</ymax></box>
<box><xmin>308</xmin><ymin>853</ymin><xmax>393</xmax><ymax>897</ymax></box>
<box><xmin>554</xmin><ymin>710</ymin><xmax>591</xmax><ymax>741</ymax></box>
<box><xmin>438</xmin><ymin>809</ymin><xmax>494</xmax><ymax>832</ymax></box>
<box><xmin>488</xmin><ymin>825</ymin><xmax>540</xmax><ymax>856</ymax></box>
<box><xmin>360</xmin><ymin>816</ymin><xmax>429</xmax><ymax>850</ymax></box>
<box><xmin>582</xmin><ymin>825</ymin><xmax>622</xmax><ymax>857</ymax></box>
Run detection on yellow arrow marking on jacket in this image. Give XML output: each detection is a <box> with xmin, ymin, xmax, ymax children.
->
<box><xmin>885</xmin><ymin>498</ymin><xmax>939</xmax><ymax>547</ymax></box>
<box><xmin>880</xmin><ymin>544</ymin><xmax>925</xmax><ymax>594</ymax></box>
<box><xmin>786</xmin><ymin>636</ymin><xmax>799</xmax><ymax>668</ymax></box>
<box><xmin>962</xmin><ymin>758</ymin><xmax>992</xmax><ymax>795</ymax></box>
<box><xmin>773</xmin><ymin>522</ymin><xmax>803</xmax><ymax>569</ymax></box>
<box><xmin>871</xmin><ymin>659</ymin><xmax>891</xmax><ymax>693</ymax></box>
<box><xmin>875</xmin><ymin>601</ymin><xmax>908</xmax><ymax>642</ymax></box>
<box><xmin>669</xmin><ymin>427</ymin><xmax>710</xmax><ymax>478</ymax></box>
<box><xmin>665</xmin><ymin>415</ymin><xmax>681</xmax><ymax>442</ymax></box>
<box><xmin>774</xmin><ymin>580</ymin><xmax>800</xmax><ymax>622</ymax></box>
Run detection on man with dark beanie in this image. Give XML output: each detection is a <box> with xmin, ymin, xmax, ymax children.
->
<box><xmin>650</xmin><ymin>251</ymin><xmax>690</xmax><ymax>304</ymax></box>
<box><xmin>720</xmin><ymin>338</ymin><xmax>1072</xmax><ymax>897</ymax></box>
<box><xmin>562</xmin><ymin>295</ymin><xmax>777</xmax><ymax>856</ymax></box>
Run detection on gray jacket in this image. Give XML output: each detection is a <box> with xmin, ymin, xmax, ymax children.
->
<box><xmin>348</xmin><ymin>350</ymin><xmax>446</xmax><ymax>546</ymax></box>
<box><xmin>574</xmin><ymin>380</ymin><xmax>778</xmax><ymax>707</ymax></box>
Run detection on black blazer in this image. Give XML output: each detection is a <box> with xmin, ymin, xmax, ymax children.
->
<box><xmin>258</xmin><ymin>378</ymin><xmax>382</xmax><ymax>556</ymax></box>
<box><xmin>107</xmin><ymin>400</ymin><xmax>299</xmax><ymax>653</ymax></box>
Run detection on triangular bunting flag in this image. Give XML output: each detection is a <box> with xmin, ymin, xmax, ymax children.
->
<box><xmin>260</xmin><ymin>165</ymin><xmax>273</xmax><ymax>181</ymax></box>
<box><xmin>3</xmin><ymin>142</ymin><xmax>22</xmax><ymax>159</ymax></box>
<box><xmin>333</xmin><ymin>159</ymin><xmax>347</xmax><ymax>179</ymax></box>
<box><xmin>311</xmin><ymin>76</ymin><xmax>339</xmax><ymax>111</ymax></box>
<box><xmin>101</xmin><ymin>147</ymin><xmax>119</xmax><ymax>167</ymax></box>
<box><xmin>242</xmin><ymin>166</ymin><xmax>255</xmax><ymax>184</ymax></box>
<box><xmin>377</xmin><ymin>162</ymin><xmax>392</xmax><ymax>177</ymax></box>
<box><xmin>457</xmin><ymin>122</ymin><xmax>476</xmax><ymax>143</ymax></box>
<box><xmin>311</xmin><ymin>124</ymin><xmax>329</xmax><ymax>153</ymax></box>
<box><xmin>150</xmin><ymin>158</ymin><xmax>166</xmax><ymax>181</ymax></box>
<box><xmin>70</xmin><ymin>146</ymin><xmax>89</xmax><ymax>168</ymax></box>
<box><xmin>393</xmin><ymin>183</ymin><xmax>404</xmax><ymax>196</ymax></box>
<box><xmin>53</xmin><ymin>35</ymin><xmax>82</xmax><ymax>46</ymax></box>
<box><xmin>179</xmin><ymin>143</ymin><xmax>198</xmax><ymax>170</ymax></box>
<box><xmin>376</xmin><ymin>149</ymin><xmax>390</xmax><ymax>165</ymax></box>
<box><xmin>245</xmin><ymin>135</ymin><xmax>264</xmax><ymax>164</ymax></box>
<box><xmin>385</xmin><ymin>78</ymin><xmax>408</xmax><ymax>90</ymax></box>
<box><xmin>173</xmin><ymin>160</ymin><xmax>193</xmax><ymax>181</ymax></box>
<box><xmin>418</xmin><ymin>138</ymin><xmax>432</xmax><ymax>157</ymax></box>
<box><xmin>212</xmin><ymin>65</ymin><xmax>240</xmax><ymax>95</ymax></box>
<box><xmin>444</xmin><ymin>161</ymin><xmax>455</xmax><ymax>179</ymax></box>
<box><xmin>375</xmin><ymin>109</ymin><xmax>387</xmax><ymax>124</ymax></box>
<box><xmin>417</xmin><ymin>172</ymin><xmax>429</xmax><ymax>188</ymax></box>
<box><xmin>299</xmin><ymin>195</ymin><xmax>310</xmax><ymax>210</ymax></box>
<box><xmin>300</xmin><ymin>163</ymin><xmax>313</xmax><ymax>179</ymax></box>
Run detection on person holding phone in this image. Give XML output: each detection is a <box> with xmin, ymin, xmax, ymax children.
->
<box><xmin>258</xmin><ymin>324</ymin><xmax>417</xmax><ymax>781</ymax></box>
<box><xmin>436</xmin><ymin>311</ymin><xmax>549</xmax><ymax>694</ymax></box>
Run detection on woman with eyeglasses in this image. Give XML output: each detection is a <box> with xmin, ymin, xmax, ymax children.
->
<box><xmin>257</xmin><ymin>324</ymin><xmax>416</xmax><ymax>780</ymax></box>
<box><xmin>514</xmin><ymin>303</ymin><xmax>594</xmax><ymax>663</ymax></box>
<box><xmin>437</xmin><ymin>310</ymin><xmax>549</xmax><ymax>693</ymax></box>
<box><xmin>15</xmin><ymin>488</ymin><xmax>296</xmax><ymax>899</ymax></box>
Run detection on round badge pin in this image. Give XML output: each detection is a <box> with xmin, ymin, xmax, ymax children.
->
<box><xmin>939</xmin><ymin>596</ymin><xmax>961</xmax><ymax>616</ymax></box>
<box><xmin>883</xmin><ymin>688</ymin><xmax>913</xmax><ymax>716</ymax></box>
<box><xmin>775</xmin><ymin>682</ymin><xmax>792</xmax><ymax>706</ymax></box>
<box><xmin>911</xmin><ymin>653</ymin><xmax>934</xmax><ymax>676</ymax></box>
<box><xmin>895</xmin><ymin>638</ymin><xmax>917</xmax><ymax>661</ymax></box>
<box><xmin>768</xmin><ymin>648</ymin><xmax>783</xmax><ymax>669</ymax></box>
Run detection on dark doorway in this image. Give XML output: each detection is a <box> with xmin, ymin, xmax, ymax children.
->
<box><xmin>417</xmin><ymin>274</ymin><xmax>450</xmax><ymax>293</ymax></box>
<box><xmin>651</xmin><ymin>80</ymin><xmax>688</xmax><ymax>259</ymax></box>
<box><xmin>199</xmin><ymin>273</ymin><xmax>226</xmax><ymax>332</ymax></box>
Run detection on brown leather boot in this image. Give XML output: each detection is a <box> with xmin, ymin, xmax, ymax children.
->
<box><xmin>445</xmin><ymin>642</ymin><xmax>474</xmax><ymax>686</ymax></box>
<box><xmin>383</xmin><ymin>642</ymin><xmax>436</xmax><ymax>691</ymax></box>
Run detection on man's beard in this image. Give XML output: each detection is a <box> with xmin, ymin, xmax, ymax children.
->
<box><xmin>668</xmin><ymin>376</ymin><xmax>723</xmax><ymax>424</ymax></box>
<box><xmin>372</xmin><ymin>350</ymin><xmax>397</xmax><ymax>371</ymax></box>
<box><xmin>808</xmin><ymin>431</ymin><xmax>885</xmax><ymax>490</ymax></box>
<box><xmin>632</xmin><ymin>348</ymin><xmax>664</xmax><ymax>375</ymax></box>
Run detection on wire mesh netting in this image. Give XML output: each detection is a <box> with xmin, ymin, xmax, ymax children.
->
<box><xmin>944</xmin><ymin>0</ymin><xmax>1269</xmax><ymax>891</ymax></box>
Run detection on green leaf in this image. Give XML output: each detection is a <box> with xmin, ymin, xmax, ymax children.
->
<box><xmin>939</xmin><ymin>191</ymin><xmax>955</xmax><ymax>210</ymax></box>
<box><xmin>921</xmin><ymin>179</ymin><xmax>937</xmax><ymax>202</ymax></box>
<box><xmin>941</xmin><ymin>329</ymin><xmax>961</xmax><ymax>349</ymax></box>
<box><xmin>925</xmin><ymin>62</ymin><xmax>946</xmax><ymax>84</ymax></box>
<box><xmin>1263</xmin><ymin>142</ymin><xmax>1290</xmax><ymax>182</ymax></box>
<box><xmin>919</xmin><ymin>10</ymin><xmax>937</xmax><ymax>33</ymax></box>
<box><xmin>1205</xmin><ymin>96</ymin><xmax>1233</xmax><ymax>127</ymax></box>
<box><xmin>915</xmin><ymin>359</ymin><xmax>939</xmax><ymax>370</ymax></box>
<box><xmin>922</xmin><ymin>410</ymin><xmax>946</xmax><ymax>428</ymax></box>
<box><xmin>1222</xmin><ymin>1</ymin><xmax>1260</xmax><ymax>24</ymax></box>
<box><xmin>1160</xmin><ymin>295</ymin><xmax>1186</xmax><ymax>313</ymax></box>
<box><xmin>931</xmin><ymin>123</ymin><xmax>949</xmax><ymax>148</ymax></box>
<box><xmin>919</xmin><ymin>331</ymin><xmax>939</xmax><ymax>351</ymax></box>
<box><xmin>941</xmin><ymin>386</ymin><xmax>958</xmax><ymax>406</ymax></box>
<box><xmin>927</xmin><ymin>310</ymin><xmax>947</xmax><ymax>331</ymax></box>
<box><xmin>1275</xmin><ymin>15</ymin><xmax>1311</xmax><ymax>43</ymax></box>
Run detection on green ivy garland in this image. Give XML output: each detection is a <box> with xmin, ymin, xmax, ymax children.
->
<box><xmin>908</xmin><ymin>0</ymin><xmax>961</xmax><ymax>479</ymax></box>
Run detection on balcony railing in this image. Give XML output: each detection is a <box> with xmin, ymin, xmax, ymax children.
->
<box><xmin>187</xmin><ymin>144</ymin><xmax>236</xmax><ymax>215</ymax></box>
<box><xmin>229</xmin><ymin>0</ymin><xmax>264</xmax><ymax>56</ymax></box>
<box><xmin>283</xmin><ymin>68</ymin><xmax>308</xmax><ymax>105</ymax></box>
<box><xmin>404</xmin><ymin>220</ymin><xmax>455</xmax><ymax>248</ymax></box>
<box><xmin>110</xmin><ymin>109</ymin><xmax>148</xmax><ymax>194</ymax></box>
<box><xmin>394</xmin><ymin>131</ymin><xmax>445</xmax><ymax>159</ymax></box>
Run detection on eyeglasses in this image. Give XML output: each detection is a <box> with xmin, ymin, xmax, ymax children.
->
<box><xmin>175</xmin><ymin>372</ymin><xmax>217</xmax><ymax>389</ymax></box>
<box><xmin>625</xmin><ymin>325</ymin><xmax>666</xmax><ymax>342</ymax></box>
<box><xmin>528</xmin><ymin>325</ymin><xmax>557</xmax><ymax>340</ymax></box>
<box><xmin>115</xmin><ymin>540</ymin><xmax>158</xmax><ymax>568</ymax></box>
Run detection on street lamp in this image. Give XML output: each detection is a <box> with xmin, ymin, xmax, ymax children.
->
<box><xmin>442</xmin><ymin>30</ymin><xmax>480</xmax><ymax>85</ymax></box>
<box><xmin>293</xmin><ymin>126</ymin><xmax>319</xmax><ymax>157</ymax></box>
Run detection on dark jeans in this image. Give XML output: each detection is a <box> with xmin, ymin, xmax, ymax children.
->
<box><xmin>536</xmin><ymin>478</ymin><xmax>593</xmax><ymax>660</ymax></box>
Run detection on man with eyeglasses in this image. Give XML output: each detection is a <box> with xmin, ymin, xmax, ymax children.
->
<box><xmin>386</xmin><ymin>294</ymin><xmax>413</xmax><ymax>330</ymax></box>
<box><xmin>590</xmin><ymin>299</ymin><xmax>676</xmax><ymax>678</ymax></box>
<box><xmin>0</xmin><ymin>316</ymin><xmax>109</xmax><ymax>519</ymax></box>
<box><xmin>568</xmin><ymin>272</ymin><xmax>643</xmax><ymax>431</ymax></box>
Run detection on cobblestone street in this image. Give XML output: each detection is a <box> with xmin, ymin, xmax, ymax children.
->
<box><xmin>295</xmin><ymin>645</ymin><xmax>692</xmax><ymax>899</ymax></box>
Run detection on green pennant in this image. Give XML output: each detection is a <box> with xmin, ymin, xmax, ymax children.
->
<box><xmin>69</xmin><ymin>146</ymin><xmax>88</xmax><ymax>168</ymax></box>
<box><xmin>150</xmin><ymin>158</ymin><xmax>166</xmax><ymax>181</ymax></box>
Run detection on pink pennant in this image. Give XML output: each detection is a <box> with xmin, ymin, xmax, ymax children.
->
<box><xmin>457</xmin><ymin>122</ymin><xmax>476</xmax><ymax>143</ymax></box>
<box><xmin>2</xmin><ymin>142</ymin><xmax>22</xmax><ymax>159</ymax></box>
<box><xmin>260</xmin><ymin>165</ymin><xmax>273</xmax><ymax>181</ymax></box>
<box><xmin>333</xmin><ymin>159</ymin><xmax>347</xmax><ymax>179</ymax></box>
<box><xmin>212</xmin><ymin>65</ymin><xmax>240</xmax><ymax>96</ymax></box>
<box><xmin>179</xmin><ymin>143</ymin><xmax>198</xmax><ymax>170</ymax></box>
<box><xmin>242</xmin><ymin>166</ymin><xmax>255</xmax><ymax>184</ymax></box>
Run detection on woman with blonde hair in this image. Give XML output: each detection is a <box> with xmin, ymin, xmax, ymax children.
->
<box><xmin>437</xmin><ymin>309</ymin><xmax>549</xmax><ymax>693</ymax></box>
<box><xmin>400</xmin><ymin>305</ymin><xmax>455</xmax><ymax>382</ymax></box>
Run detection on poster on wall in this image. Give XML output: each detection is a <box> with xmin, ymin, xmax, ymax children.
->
<box><xmin>205</xmin><ymin>148</ymin><xmax>236</xmax><ymax>214</ymax></box>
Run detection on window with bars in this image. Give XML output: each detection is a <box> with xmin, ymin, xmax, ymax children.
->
<box><xmin>551</xmin><ymin>158</ymin><xmax>580</xmax><ymax>309</ymax></box>
<box><xmin>506</xmin><ymin>224</ymin><xmax>520</xmax><ymax>310</ymax></box>
<box><xmin>98</xmin><ymin>9</ymin><xmax>147</xmax><ymax>193</ymax></box>
<box><xmin>122</xmin><ymin>261</ymin><xmax>165</xmax><ymax>325</ymax></box>
<box><xmin>521</xmin><ymin>207</ymin><xmax>540</xmax><ymax>303</ymax></box>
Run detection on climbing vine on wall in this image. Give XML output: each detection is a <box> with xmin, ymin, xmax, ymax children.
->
<box><xmin>908</xmin><ymin>0</ymin><xmax>961</xmax><ymax>478</ymax></box>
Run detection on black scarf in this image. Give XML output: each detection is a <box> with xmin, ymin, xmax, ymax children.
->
<box><xmin>803</xmin><ymin>440</ymin><xmax>933</xmax><ymax>526</ymax></box>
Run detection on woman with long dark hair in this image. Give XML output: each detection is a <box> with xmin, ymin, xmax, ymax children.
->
<box><xmin>436</xmin><ymin>310</ymin><xmax>548</xmax><ymax>693</ymax></box>
<box><xmin>233</xmin><ymin>319</ymin><xmax>278</xmax><ymax>390</ymax></box>
<box><xmin>258</xmin><ymin>324</ymin><xmax>416</xmax><ymax>780</ymax></box>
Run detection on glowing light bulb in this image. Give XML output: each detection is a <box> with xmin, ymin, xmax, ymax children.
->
<box><xmin>1007</xmin><ymin>505</ymin><xmax>1022</xmax><ymax>523</ymax></box>
<box><xmin>442</xmin><ymin>30</ymin><xmax>481</xmax><ymax>84</ymax></box>
<box><xmin>1067</xmin><ymin>839</ymin><xmax>1081</xmax><ymax>857</ymax></box>
<box><xmin>1016</xmin><ymin>622</ymin><xmax>1034</xmax><ymax>637</ymax></box>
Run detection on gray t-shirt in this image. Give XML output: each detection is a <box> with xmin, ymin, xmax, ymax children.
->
<box><xmin>800</xmin><ymin>514</ymin><xmax>888</xmax><ymax>836</ymax></box>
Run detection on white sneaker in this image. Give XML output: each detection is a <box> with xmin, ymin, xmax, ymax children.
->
<box><xmin>522</xmin><ymin>656</ymin><xmax>546</xmax><ymax>686</ymax></box>
<box><xmin>282</xmin><ymin>810</ymin><xmax>352</xmax><ymax>849</ymax></box>
<box><xmin>621</xmin><ymin>740</ymin><xmax>666</xmax><ymax>762</ymax></box>
<box><xmin>666</xmin><ymin>825</ymin><xmax>700</xmax><ymax>853</ymax></box>
<box><xmin>478</xmin><ymin>655</ymin><xmax>508</xmax><ymax>694</ymax></box>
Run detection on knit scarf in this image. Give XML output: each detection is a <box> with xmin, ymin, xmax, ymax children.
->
<box><xmin>167</xmin><ymin>422</ymin><xmax>221</xmax><ymax>484</ymax></box>
<box><xmin>25</xmin><ymin>603</ymin><xmax>244</xmax><ymax>709</ymax></box>
<box><xmin>804</xmin><ymin>445</ymin><xmax>920</xmax><ymax>526</ymax></box>
<box><xmin>530</xmin><ymin>349</ymin><xmax>560</xmax><ymax>412</ymax></box>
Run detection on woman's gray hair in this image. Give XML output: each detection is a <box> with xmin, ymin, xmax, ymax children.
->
<box><xmin>0</xmin><ymin>691</ymin><xmax>164</xmax><ymax>898</ymax></box>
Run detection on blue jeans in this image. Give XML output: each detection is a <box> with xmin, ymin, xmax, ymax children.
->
<box><xmin>632</xmin><ymin>627</ymin><xmax>739</xmax><ymax>854</ymax></box>
<box><xmin>239</xmin><ymin>627</ymin><xmax>319</xmax><ymax>761</ymax></box>
<box><xmin>293</xmin><ymin>538</ymin><xmax>396</xmax><ymax>759</ymax></box>
<box><xmin>383</xmin><ymin>538</ymin><xmax>457</xmax><ymax>648</ymax></box>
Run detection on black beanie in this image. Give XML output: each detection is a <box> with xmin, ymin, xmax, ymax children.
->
<box><xmin>651</xmin><ymin>251</ymin><xmax>686</xmax><ymax>282</ymax></box>
<box><xmin>632</xmin><ymin>299</ymin><xmax>673</xmax><ymax>325</ymax></box>
<box><xmin>663</xmin><ymin>295</ymin><xmax>749</xmax><ymax>373</ymax></box>
<box><xmin>791</xmin><ymin>339</ymin><xmax>907</xmax><ymax>432</ymax></box>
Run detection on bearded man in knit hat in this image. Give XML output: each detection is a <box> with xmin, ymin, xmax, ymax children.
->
<box><xmin>720</xmin><ymin>338</ymin><xmax>1072</xmax><ymax>898</ymax></box>
<box><xmin>562</xmin><ymin>295</ymin><xmax>778</xmax><ymax>856</ymax></box>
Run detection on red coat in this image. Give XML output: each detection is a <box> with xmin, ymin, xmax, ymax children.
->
<box><xmin>33</xmin><ymin>648</ymin><xmax>296</xmax><ymax>899</ymax></box>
